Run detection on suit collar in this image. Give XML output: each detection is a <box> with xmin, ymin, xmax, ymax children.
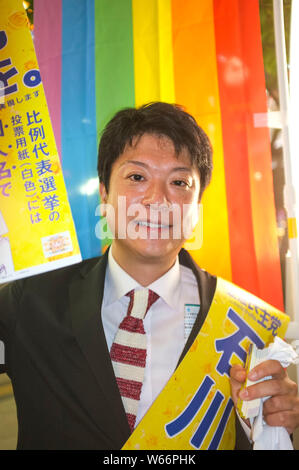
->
<box><xmin>104</xmin><ymin>248</ymin><xmax>181</xmax><ymax>310</ymax></box>
<box><xmin>70</xmin><ymin>249</ymin><xmax>108</xmax><ymax>330</ymax></box>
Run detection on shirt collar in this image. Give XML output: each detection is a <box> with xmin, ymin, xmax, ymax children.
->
<box><xmin>103</xmin><ymin>247</ymin><xmax>181</xmax><ymax>309</ymax></box>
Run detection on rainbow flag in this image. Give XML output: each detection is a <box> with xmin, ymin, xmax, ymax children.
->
<box><xmin>34</xmin><ymin>0</ymin><xmax>283</xmax><ymax>310</ymax></box>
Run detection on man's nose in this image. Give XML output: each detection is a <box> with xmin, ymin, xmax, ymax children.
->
<box><xmin>142</xmin><ymin>181</ymin><xmax>170</xmax><ymax>207</ymax></box>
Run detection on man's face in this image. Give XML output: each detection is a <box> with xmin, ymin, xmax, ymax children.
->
<box><xmin>99</xmin><ymin>133</ymin><xmax>201</xmax><ymax>264</ymax></box>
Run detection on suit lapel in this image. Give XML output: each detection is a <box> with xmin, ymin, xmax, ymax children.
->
<box><xmin>69</xmin><ymin>249</ymin><xmax>130</xmax><ymax>441</ymax></box>
<box><xmin>177</xmin><ymin>249</ymin><xmax>217</xmax><ymax>365</ymax></box>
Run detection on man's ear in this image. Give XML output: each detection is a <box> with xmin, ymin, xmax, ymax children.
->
<box><xmin>99</xmin><ymin>182</ymin><xmax>108</xmax><ymax>217</ymax></box>
<box><xmin>99</xmin><ymin>182</ymin><xmax>108</xmax><ymax>203</ymax></box>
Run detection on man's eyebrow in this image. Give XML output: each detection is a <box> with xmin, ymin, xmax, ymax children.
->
<box><xmin>171</xmin><ymin>167</ymin><xmax>193</xmax><ymax>173</ymax></box>
<box><xmin>120</xmin><ymin>160</ymin><xmax>192</xmax><ymax>172</ymax></box>
<box><xmin>119</xmin><ymin>160</ymin><xmax>148</xmax><ymax>168</ymax></box>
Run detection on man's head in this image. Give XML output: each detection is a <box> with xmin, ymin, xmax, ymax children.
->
<box><xmin>97</xmin><ymin>102</ymin><xmax>213</xmax><ymax>201</ymax></box>
<box><xmin>97</xmin><ymin>102</ymin><xmax>213</xmax><ymax>275</ymax></box>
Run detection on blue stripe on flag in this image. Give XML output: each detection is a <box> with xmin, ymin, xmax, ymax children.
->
<box><xmin>62</xmin><ymin>0</ymin><xmax>101</xmax><ymax>259</ymax></box>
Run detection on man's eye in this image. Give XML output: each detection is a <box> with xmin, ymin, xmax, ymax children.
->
<box><xmin>129</xmin><ymin>174</ymin><xmax>144</xmax><ymax>182</ymax></box>
<box><xmin>173</xmin><ymin>180</ymin><xmax>188</xmax><ymax>187</ymax></box>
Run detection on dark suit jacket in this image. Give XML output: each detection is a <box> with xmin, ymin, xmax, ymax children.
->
<box><xmin>0</xmin><ymin>248</ymin><xmax>250</xmax><ymax>449</ymax></box>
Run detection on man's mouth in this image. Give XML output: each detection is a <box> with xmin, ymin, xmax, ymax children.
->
<box><xmin>135</xmin><ymin>221</ymin><xmax>172</xmax><ymax>229</ymax></box>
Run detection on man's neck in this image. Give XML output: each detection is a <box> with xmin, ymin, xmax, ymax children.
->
<box><xmin>110</xmin><ymin>244</ymin><xmax>178</xmax><ymax>286</ymax></box>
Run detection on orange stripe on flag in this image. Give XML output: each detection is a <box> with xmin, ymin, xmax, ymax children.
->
<box><xmin>172</xmin><ymin>0</ymin><xmax>232</xmax><ymax>281</ymax></box>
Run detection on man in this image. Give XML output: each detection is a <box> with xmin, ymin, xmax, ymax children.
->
<box><xmin>0</xmin><ymin>102</ymin><xmax>298</xmax><ymax>449</ymax></box>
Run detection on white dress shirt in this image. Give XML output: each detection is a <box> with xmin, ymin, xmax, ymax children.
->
<box><xmin>101</xmin><ymin>248</ymin><xmax>200</xmax><ymax>425</ymax></box>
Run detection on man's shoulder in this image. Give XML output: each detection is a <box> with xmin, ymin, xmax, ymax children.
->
<box><xmin>31</xmin><ymin>255</ymin><xmax>103</xmax><ymax>283</ymax></box>
<box><xmin>4</xmin><ymin>255</ymin><xmax>104</xmax><ymax>296</ymax></box>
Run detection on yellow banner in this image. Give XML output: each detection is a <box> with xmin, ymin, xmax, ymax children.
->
<box><xmin>0</xmin><ymin>0</ymin><xmax>81</xmax><ymax>282</ymax></box>
<box><xmin>123</xmin><ymin>278</ymin><xmax>289</xmax><ymax>450</ymax></box>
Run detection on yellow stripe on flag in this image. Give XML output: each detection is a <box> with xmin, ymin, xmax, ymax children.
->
<box><xmin>132</xmin><ymin>0</ymin><xmax>160</xmax><ymax>106</ymax></box>
<box><xmin>157</xmin><ymin>0</ymin><xmax>175</xmax><ymax>103</ymax></box>
<box><xmin>132</xmin><ymin>0</ymin><xmax>175</xmax><ymax>106</ymax></box>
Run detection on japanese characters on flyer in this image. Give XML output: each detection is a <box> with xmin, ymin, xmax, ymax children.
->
<box><xmin>0</xmin><ymin>0</ymin><xmax>81</xmax><ymax>283</ymax></box>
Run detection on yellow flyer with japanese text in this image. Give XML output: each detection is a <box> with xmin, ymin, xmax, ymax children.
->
<box><xmin>123</xmin><ymin>278</ymin><xmax>289</xmax><ymax>450</ymax></box>
<box><xmin>0</xmin><ymin>0</ymin><xmax>81</xmax><ymax>283</ymax></box>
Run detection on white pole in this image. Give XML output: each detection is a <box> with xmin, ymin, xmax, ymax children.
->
<box><xmin>273</xmin><ymin>0</ymin><xmax>299</xmax><ymax>334</ymax></box>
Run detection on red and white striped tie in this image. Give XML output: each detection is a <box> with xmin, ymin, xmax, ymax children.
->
<box><xmin>110</xmin><ymin>288</ymin><xmax>159</xmax><ymax>432</ymax></box>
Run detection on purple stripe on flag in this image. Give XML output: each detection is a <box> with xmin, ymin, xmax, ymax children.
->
<box><xmin>34</xmin><ymin>0</ymin><xmax>62</xmax><ymax>160</ymax></box>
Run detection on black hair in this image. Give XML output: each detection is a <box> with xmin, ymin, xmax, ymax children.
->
<box><xmin>97</xmin><ymin>102</ymin><xmax>213</xmax><ymax>199</ymax></box>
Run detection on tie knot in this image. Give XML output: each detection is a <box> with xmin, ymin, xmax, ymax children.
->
<box><xmin>126</xmin><ymin>288</ymin><xmax>159</xmax><ymax>320</ymax></box>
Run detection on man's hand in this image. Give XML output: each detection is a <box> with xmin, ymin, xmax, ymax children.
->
<box><xmin>230</xmin><ymin>360</ymin><xmax>299</xmax><ymax>434</ymax></box>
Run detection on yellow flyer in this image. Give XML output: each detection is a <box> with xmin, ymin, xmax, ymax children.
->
<box><xmin>123</xmin><ymin>278</ymin><xmax>289</xmax><ymax>450</ymax></box>
<box><xmin>0</xmin><ymin>0</ymin><xmax>81</xmax><ymax>283</ymax></box>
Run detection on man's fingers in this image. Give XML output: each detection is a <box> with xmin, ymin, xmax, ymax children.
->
<box><xmin>230</xmin><ymin>359</ymin><xmax>299</xmax><ymax>435</ymax></box>
<box><xmin>229</xmin><ymin>364</ymin><xmax>247</xmax><ymax>407</ymax></box>
<box><xmin>230</xmin><ymin>360</ymin><xmax>286</xmax><ymax>383</ymax></box>
<box><xmin>263</xmin><ymin>409</ymin><xmax>299</xmax><ymax>434</ymax></box>
<box><xmin>239</xmin><ymin>373</ymin><xmax>297</xmax><ymax>401</ymax></box>
<box><xmin>263</xmin><ymin>394</ymin><xmax>298</xmax><ymax>415</ymax></box>
<box><xmin>230</xmin><ymin>364</ymin><xmax>246</xmax><ymax>383</ymax></box>
<box><xmin>247</xmin><ymin>359</ymin><xmax>286</xmax><ymax>382</ymax></box>
<box><xmin>263</xmin><ymin>392</ymin><xmax>299</xmax><ymax>434</ymax></box>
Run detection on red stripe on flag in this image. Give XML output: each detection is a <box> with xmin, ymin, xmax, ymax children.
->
<box><xmin>213</xmin><ymin>0</ymin><xmax>259</xmax><ymax>294</ymax></box>
<box><xmin>213</xmin><ymin>0</ymin><xmax>283</xmax><ymax>309</ymax></box>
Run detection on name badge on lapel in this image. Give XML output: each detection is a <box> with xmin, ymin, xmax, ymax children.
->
<box><xmin>184</xmin><ymin>304</ymin><xmax>200</xmax><ymax>340</ymax></box>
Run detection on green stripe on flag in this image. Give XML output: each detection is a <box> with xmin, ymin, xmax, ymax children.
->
<box><xmin>94</xmin><ymin>0</ymin><xmax>135</xmax><ymax>141</ymax></box>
